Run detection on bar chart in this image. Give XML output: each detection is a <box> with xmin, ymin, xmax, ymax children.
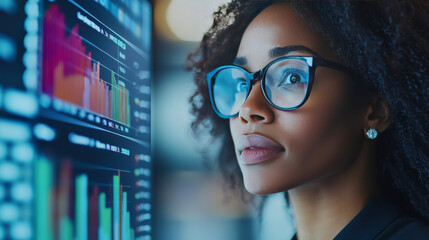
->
<box><xmin>35</xmin><ymin>156</ymin><xmax>147</xmax><ymax>240</ymax></box>
<box><xmin>0</xmin><ymin>0</ymin><xmax>152</xmax><ymax>239</ymax></box>
<box><xmin>42</xmin><ymin>4</ymin><xmax>131</xmax><ymax>125</ymax></box>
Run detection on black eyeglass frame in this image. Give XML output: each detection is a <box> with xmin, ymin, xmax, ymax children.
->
<box><xmin>206</xmin><ymin>56</ymin><xmax>354</xmax><ymax>119</ymax></box>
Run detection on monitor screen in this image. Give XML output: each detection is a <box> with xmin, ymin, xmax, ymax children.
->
<box><xmin>0</xmin><ymin>0</ymin><xmax>152</xmax><ymax>239</ymax></box>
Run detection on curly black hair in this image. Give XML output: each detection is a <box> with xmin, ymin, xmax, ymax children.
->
<box><xmin>186</xmin><ymin>0</ymin><xmax>429</xmax><ymax>220</ymax></box>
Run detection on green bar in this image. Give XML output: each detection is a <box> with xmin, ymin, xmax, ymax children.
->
<box><xmin>121</xmin><ymin>192</ymin><xmax>127</xmax><ymax>240</ymax></box>
<box><xmin>126</xmin><ymin>89</ymin><xmax>130</xmax><ymax>125</ymax></box>
<box><xmin>35</xmin><ymin>157</ymin><xmax>53</xmax><ymax>240</ymax></box>
<box><xmin>60</xmin><ymin>217</ymin><xmax>73</xmax><ymax>240</ymax></box>
<box><xmin>126</xmin><ymin>211</ymin><xmax>130</xmax><ymax>240</ymax></box>
<box><xmin>130</xmin><ymin>229</ymin><xmax>134</xmax><ymax>240</ymax></box>
<box><xmin>99</xmin><ymin>194</ymin><xmax>112</xmax><ymax>240</ymax></box>
<box><xmin>119</xmin><ymin>84</ymin><xmax>122</xmax><ymax>123</ymax></box>
<box><xmin>76</xmin><ymin>175</ymin><xmax>88</xmax><ymax>240</ymax></box>
<box><xmin>116</xmin><ymin>80</ymin><xmax>120</xmax><ymax>121</ymax></box>
<box><xmin>99</xmin><ymin>193</ymin><xmax>106</xmax><ymax>240</ymax></box>
<box><xmin>106</xmin><ymin>208</ymin><xmax>112</xmax><ymax>240</ymax></box>
<box><xmin>113</xmin><ymin>175</ymin><xmax>120</xmax><ymax>240</ymax></box>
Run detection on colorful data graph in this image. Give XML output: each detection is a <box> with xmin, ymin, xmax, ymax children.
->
<box><xmin>35</xmin><ymin>157</ymin><xmax>136</xmax><ymax>240</ymax></box>
<box><xmin>42</xmin><ymin>4</ymin><xmax>130</xmax><ymax>125</ymax></box>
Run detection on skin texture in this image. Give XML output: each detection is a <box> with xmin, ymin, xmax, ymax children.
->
<box><xmin>229</xmin><ymin>3</ymin><xmax>391</xmax><ymax>239</ymax></box>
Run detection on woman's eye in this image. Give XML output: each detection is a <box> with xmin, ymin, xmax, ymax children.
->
<box><xmin>288</xmin><ymin>73</ymin><xmax>301</xmax><ymax>84</ymax></box>
<box><xmin>236</xmin><ymin>80</ymin><xmax>247</xmax><ymax>92</ymax></box>
<box><xmin>278</xmin><ymin>71</ymin><xmax>304</xmax><ymax>87</ymax></box>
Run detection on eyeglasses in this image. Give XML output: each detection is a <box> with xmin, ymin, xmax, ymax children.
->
<box><xmin>207</xmin><ymin>56</ymin><xmax>354</xmax><ymax>119</ymax></box>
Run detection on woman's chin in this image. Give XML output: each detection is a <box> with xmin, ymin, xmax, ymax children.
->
<box><xmin>243</xmin><ymin>177</ymin><xmax>295</xmax><ymax>195</ymax></box>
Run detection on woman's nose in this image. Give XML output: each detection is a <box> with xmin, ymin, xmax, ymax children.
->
<box><xmin>239</xmin><ymin>82</ymin><xmax>274</xmax><ymax>124</ymax></box>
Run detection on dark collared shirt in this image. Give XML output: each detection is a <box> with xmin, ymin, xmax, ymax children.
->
<box><xmin>291</xmin><ymin>195</ymin><xmax>429</xmax><ymax>240</ymax></box>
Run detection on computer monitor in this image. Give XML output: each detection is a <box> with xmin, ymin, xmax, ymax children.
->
<box><xmin>0</xmin><ymin>0</ymin><xmax>152</xmax><ymax>239</ymax></box>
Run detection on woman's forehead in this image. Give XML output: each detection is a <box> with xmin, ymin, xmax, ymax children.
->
<box><xmin>236</xmin><ymin>2</ymin><xmax>338</xmax><ymax>70</ymax></box>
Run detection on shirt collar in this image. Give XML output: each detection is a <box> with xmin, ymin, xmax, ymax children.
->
<box><xmin>290</xmin><ymin>194</ymin><xmax>404</xmax><ymax>240</ymax></box>
<box><xmin>333</xmin><ymin>194</ymin><xmax>403</xmax><ymax>240</ymax></box>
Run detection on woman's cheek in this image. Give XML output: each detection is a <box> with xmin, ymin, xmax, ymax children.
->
<box><xmin>278</xmin><ymin>91</ymin><xmax>361</xmax><ymax>179</ymax></box>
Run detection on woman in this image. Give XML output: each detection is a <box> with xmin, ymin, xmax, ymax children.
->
<box><xmin>187</xmin><ymin>0</ymin><xmax>429</xmax><ymax>239</ymax></box>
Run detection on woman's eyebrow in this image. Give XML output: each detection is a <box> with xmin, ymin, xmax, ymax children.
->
<box><xmin>233</xmin><ymin>45</ymin><xmax>319</xmax><ymax>65</ymax></box>
<box><xmin>269</xmin><ymin>45</ymin><xmax>320</xmax><ymax>58</ymax></box>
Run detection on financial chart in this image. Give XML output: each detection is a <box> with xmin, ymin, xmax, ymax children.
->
<box><xmin>0</xmin><ymin>0</ymin><xmax>152</xmax><ymax>239</ymax></box>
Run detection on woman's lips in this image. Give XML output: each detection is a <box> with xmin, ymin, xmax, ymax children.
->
<box><xmin>236</xmin><ymin>134</ymin><xmax>285</xmax><ymax>165</ymax></box>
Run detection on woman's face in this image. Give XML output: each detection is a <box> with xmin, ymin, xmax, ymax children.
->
<box><xmin>230</xmin><ymin>3</ymin><xmax>365</xmax><ymax>194</ymax></box>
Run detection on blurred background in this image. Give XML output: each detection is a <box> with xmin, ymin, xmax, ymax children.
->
<box><xmin>151</xmin><ymin>0</ymin><xmax>294</xmax><ymax>239</ymax></box>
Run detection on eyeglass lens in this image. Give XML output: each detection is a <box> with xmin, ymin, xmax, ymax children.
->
<box><xmin>212</xmin><ymin>58</ymin><xmax>310</xmax><ymax>117</ymax></box>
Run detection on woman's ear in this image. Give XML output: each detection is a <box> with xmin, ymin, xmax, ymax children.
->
<box><xmin>363</xmin><ymin>95</ymin><xmax>391</xmax><ymax>138</ymax></box>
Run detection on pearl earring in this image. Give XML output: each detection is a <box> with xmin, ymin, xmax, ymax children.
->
<box><xmin>366</xmin><ymin>128</ymin><xmax>378</xmax><ymax>139</ymax></box>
